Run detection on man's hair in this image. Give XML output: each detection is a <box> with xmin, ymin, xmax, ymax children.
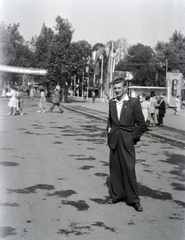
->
<box><xmin>113</xmin><ymin>78</ymin><xmax>126</xmax><ymax>86</ymax></box>
<box><xmin>145</xmin><ymin>95</ymin><xmax>150</xmax><ymax>101</ymax></box>
<box><xmin>150</xmin><ymin>91</ymin><xmax>155</xmax><ymax>97</ymax></box>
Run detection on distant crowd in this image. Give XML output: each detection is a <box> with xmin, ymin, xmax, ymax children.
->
<box><xmin>1</xmin><ymin>86</ymin><xmax>183</xmax><ymax>122</ymax></box>
<box><xmin>139</xmin><ymin>91</ymin><xmax>181</xmax><ymax>128</ymax></box>
<box><xmin>1</xmin><ymin>85</ymin><xmax>64</xmax><ymax>115</ymax></box>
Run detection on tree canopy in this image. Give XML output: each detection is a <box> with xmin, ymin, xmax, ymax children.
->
<box><xmin>155</xmin><ymin>31</ymin><xmax>185</xmax><ymax>76</ymax></box>
<box><xmin>0</xmin><ymin>22</ymin><xmax>34</xmax><ymax>85</ymax></box>
<box><xmin>0</xmin><ymin>16</ymin><xmax>185</xmax><ymax>89</ymax></box>
<box><xmin>116</xmin><ymin>43</ymin><xmax>162</xmax><ymax>86</ymax></box>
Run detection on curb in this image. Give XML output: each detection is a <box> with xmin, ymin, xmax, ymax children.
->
<box><xmin>61</xmin><ymin>104</ymin><xmax>107</xmax><ymax>122</ymax></box>
<box><xmin>61</xmin><ymin>104</ymin><xmax>185</xmax><ymax>146</ymax></box>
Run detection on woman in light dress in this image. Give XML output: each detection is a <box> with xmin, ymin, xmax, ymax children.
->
<box><xmin>174</xmin><ymin>95</ymin><xmax>180</xmax><ymax>115</ymax></box>
<box><xmin>7</xmin><ymin>87</ymin><xmax>19</xmax><ymax>115</ymax></box>
<box><xmin>149</xmin><ymin>92</ymin><xmax>157</xmax><ymax>126</ymax></box>
<box><xmin>141</xmin><ymin>95</ymin><xmax>151</xmax><ymax>123</ymax></box>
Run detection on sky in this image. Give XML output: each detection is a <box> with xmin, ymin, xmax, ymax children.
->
<box><xmin>0</xmin><ymin>0</ymin><xmax>185</xmax><ymax>48</ymax></box>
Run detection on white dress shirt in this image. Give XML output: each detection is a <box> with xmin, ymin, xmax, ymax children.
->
<box><xmin>113</xmin><ymin>94</ymin><xmax>129</xmax><ymax>120</ymax></box>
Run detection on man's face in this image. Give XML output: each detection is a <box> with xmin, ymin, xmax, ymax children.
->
<box><xmin>113</xmin><ymin>82</ymin><xmax>127</xmax><ymax>99</ymax></box>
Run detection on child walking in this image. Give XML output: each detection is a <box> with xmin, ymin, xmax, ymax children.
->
<box><xmin>37</xmin><ymin>89</ymin><xmax>46</xmax><ymax>113</ymax></box>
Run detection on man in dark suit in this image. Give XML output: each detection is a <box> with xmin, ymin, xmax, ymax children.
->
<box><xmin>156</xmin><ymin>95</ymin><xmax>166</xmax><ymax>127</ymax></box>
<box><xmin>107</xmin><ymin>78</ymin><xmax>146</xmax><ymax>211</ymax></box>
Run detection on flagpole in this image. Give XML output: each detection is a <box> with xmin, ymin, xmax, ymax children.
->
<box><xmin>110</xmin><ymin>42</ymin><xmax>113</xmax><ymax>98</ymax></box>
<box><xmin>92</xmin><ymin>50</ymin><xmax>96</xmax><ymax>93</ymax></box>
<box><xmin>87</xmin><ymin>76</ymin><xmax>89</xmax><ymax>99</ymax></box>
<box><xmin>100</xmin><ymin>55</ymin><xmax>103</xmax><ymax>100</ymax></box>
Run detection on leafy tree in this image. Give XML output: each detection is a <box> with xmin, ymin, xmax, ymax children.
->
<box><xmin>155</xmin><ymin>31</ymin><xmax>185</xmax><ymax>77</ymax></box>
<box><xmin>34</xmin><ymin>26</ymin><xmax>54</xmax><ymax>69</ymax></box>
<box><xmin>32</xmin><ymin>25</ymin><xmax>55</xmax><ymax>93</ymax></box>
<box><xmin>66</xmin><ymin>40</ymin><xmax>92</xmax><ymax>94</ymax></box>
<box><xmin>46</xmin><ymin>16</ymin><xmax>74</xmax><ymax>87</ymax></box>
<box><xmin>0</xmin><ymin>22</ymin><xmax>34</xmax><ymax>85</ymax></box>
<box><xmin>69</xmin><ymin>40</ymin><xmax>92</xmax><ymax>75</ymax></box>
<box><xmin>0</xmin><ymin>23</ymin><xmax>32</xmax><ymax>66</ymax></box>
<box><xmin>116</xmin><ymin>43</ymin><xmax>160</xmax><ymax>86</ymax></box>
<box><xmin>92</xmin><ymin>43</ymin><xmax>104</xmax><ymax>51</ymax></box>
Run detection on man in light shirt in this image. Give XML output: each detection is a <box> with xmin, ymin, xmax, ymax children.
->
<box><xmin>107</xmin><ymin>78</ymin><xmax>146</xmax><ymax>212</ymax></box>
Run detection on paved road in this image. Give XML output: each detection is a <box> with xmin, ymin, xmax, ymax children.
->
<box><xmin>0</xmin><ymin>98</ymin><xmax>185</xmax><ymax>240</ymax></box>
<box><xmin>62</xmin><ymin>96</ymin><xmax>185</xmax><ymax>130</ymax></box>
<box><xmin>61</xmin><ymin>97</ymin><xmax>185</xmax><ymax>145</ymax></box>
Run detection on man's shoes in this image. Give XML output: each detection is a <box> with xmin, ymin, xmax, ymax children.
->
<box><xmin>60</xmin><ymin>110</ymin><xmax>64</xmax><ymax>113</ymax></box>
<box><xmin>159</xmin><ymin>124</ymin><xmax>163</xmax><ymax>127</ymax></box>
<box><xmin>133</xmin><ymin>203</ymin><xmax>143</xmax><ymax>212</ymax></box>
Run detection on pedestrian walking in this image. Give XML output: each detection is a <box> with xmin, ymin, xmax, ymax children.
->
<box><xmin>37</xmin><ymin>89</ymin><xmax>46</xmax><ymax>113</ymax></box>
<box><xmin>92</xmin><ymin>90</ymin><xmax>95</xmax><ymax>103</ymax></box>
<box><xmin>107</xmin><ymin>78</ymin><xmax>146</xmax><ymax>211</ymax></box>
<box><xmin>83</xmin><ymin>91</ymin><xmax>87</xmax><ymax>101</ymax></box>
<box><xmin>30</xmin><ymin>88</ymin><xmax>35</xmax><ymax>99</ymax></box>
<box><xmin>174</xmin><ymin>95</ymin><xmax>180</xmax><ymax>115</ymax></box>
<box><xmin>49</xmin><ymin>89</ymin><xmax>64</xmax><ymax>113</ymax></box>
<box><xmin>156</xmin><ymin>95</ymin><xmax>166</xmax><ymax>127</ymax></box>
<box><xmin>2</xmin><ymin>88</ymin><xmax>6</xmax><ymax>98</ymax></box>
<box><xmin>26</xmin><ymin>88</ymin><xmax>30</xmax><ymax>98</ymax></box>
<box><xmin>17</xmin><ymin>87</ymin><xmax>24</xmax><ymax>115</ymax></box>
<box><xmin>7</xmin><ymin>87</ymin><xmax>19</xmax><ymax>115</ymax></box>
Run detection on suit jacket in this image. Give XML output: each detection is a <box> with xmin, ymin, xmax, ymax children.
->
<box><xmin>158</xmin><ymin>99</ymin><xmax>166</xmax><ymax>115</ymax></box>
<box><xmin>107</xmin><ymin>97</ymin><xmax>146</xmax><ymax>150</ymax></box>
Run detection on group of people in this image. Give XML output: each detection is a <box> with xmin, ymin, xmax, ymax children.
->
<box><xmin>106</xmin><ymin>80</ymin><xmax>183</xmax><ymax>212</ymax></box>
<box><xmin>140</xmin><ymin>92</ymin><xmax>167</xmax><ymax>127</ymax></box>
<box><xmin>6</xmin><ymin>86</ymin><xmax>64</xmax><ymax>115</ymax></box>
<box><xmin>140</xmin><ymin>92</ymin><xmax>182</xmax><ymax>128</ymax></box>
<box><xmin>83</xmin><ymin>90</ymin><xmax>95</xmax><ymax>103</ymax></box>
<box><xmin>4</xmin><ymin>79</ymin><xmax>181</xmax><ymax>214</ymax></box>
<box><xmin>7</xmin><ymin>86</ymin><xmax>24</xmax><ymax>115</ymax></box>
<box><xmin>37</xmin><ymin>88</ymin><xmax>64</xmax><ymax>113</ymax></box>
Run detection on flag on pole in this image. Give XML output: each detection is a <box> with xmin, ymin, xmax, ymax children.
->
<box><xmin>124</xmin><ymin>48</ymin><xmax>134</xmax><ymax>57</ymax></box>
<box><xmin>92</xmin><ymin>51</ymin><xmax>96</xmax><ymax>62</ymax></box>
<box><xmin>85</xmin><ymin>55</ymin><xmax>91</xmax><ymax>73</ymax></box>
<box><xmin>112</xmin><ymin>48</ymin><xmax>120</xmax><ymax>73</ymax></box>
<box><xmin>93</xmin><ymin>46</ymin><xmax>104</xmax><ymax>76</ymax></box>
<box><xmin>94</xmin><ymin>61</ymin><xmax>100</xmax><ymax>75</ymax></box>
<box><xmin>107</xmin><ymin>43</ymin><xmax>114</xmax><ymax>74</ymax></box>
<box><xmin>125</xmin><ymin>71</ymin><xmax>133</xmax><ymax>80</ymax></box>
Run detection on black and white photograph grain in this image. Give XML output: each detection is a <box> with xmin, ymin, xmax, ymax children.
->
<box><xmin>0</xmin><ymin>0</ymin><xmax>185</xmax><ymax>239</ymax></box>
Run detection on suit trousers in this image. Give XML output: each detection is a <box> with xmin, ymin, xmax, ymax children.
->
<box><xmin>109</xmin><ymin>130</ymin><xmax>140</xmax><ymax>204</ymax></box>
